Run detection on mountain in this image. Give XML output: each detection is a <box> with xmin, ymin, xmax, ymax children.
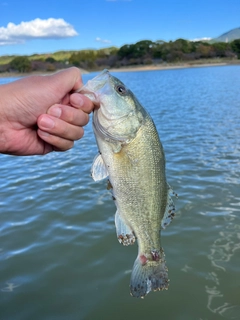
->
<box><xmin>214</xmin><ymin>27</ymin><xmax>240</xmax><ymax>42</ymax></box>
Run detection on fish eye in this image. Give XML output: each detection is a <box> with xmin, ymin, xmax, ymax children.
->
<box><xmin>116</xmin><ymin>85</ymin><xmax>127</xmax><ymax>95</ymax></box>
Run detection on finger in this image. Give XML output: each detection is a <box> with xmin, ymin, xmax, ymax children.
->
<box><xmin>47</xmin><ymin>104</ymin><xmax>89</xmax><ymax>126</ymax></box>
<box><xmin>70</xmin><ymin>93</ymin><xmax>95</xmax><ymax>114</ymax></box>
<box><xmin>37</xmin><ymin>129</ymin><xmax>75</xmax><ymax>152</ymax></box>
<box><xmin>61</xmin><ymin>93</ymin><xmax>71</xmax><ymax>105</ymax></box>
<box><xmin>37</xmin><ymin>115</ymin><xmax>84</xmax><ymax>141</ymax></box>
<box><xmin>48</xmin><ymin>67</ymin><xmax>83</xmax><ymax>93</ymax></box>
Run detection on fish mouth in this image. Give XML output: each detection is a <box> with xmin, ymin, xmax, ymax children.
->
<box><xmin>77</xmin><ymin>69</ymin><xmax>110</xmax><ymax>106</ymax></box>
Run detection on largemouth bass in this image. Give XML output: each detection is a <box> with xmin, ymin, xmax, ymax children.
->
<box><xmin>79</xmin><ymin>70</ymin><xmax>176</xmax><ymax>298</ymax></box>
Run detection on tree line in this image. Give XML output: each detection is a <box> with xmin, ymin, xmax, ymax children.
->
<box><xmin>1</xmin><ymin>38</ymin><xmax>240</xmax><ymax>73</ymax></box>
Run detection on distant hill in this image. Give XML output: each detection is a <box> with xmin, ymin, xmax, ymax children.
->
<box><xmin>214</xmin><ymin>27</ymin><xmax>240</xmax><ymax>42</ymax></box>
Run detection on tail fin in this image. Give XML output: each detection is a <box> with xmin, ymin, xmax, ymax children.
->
<box><xmin>130</xmin><ymin>249</ymin><xmax>169</xmax><ymax>298</ymax></box>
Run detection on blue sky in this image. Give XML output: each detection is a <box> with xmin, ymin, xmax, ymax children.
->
<box><xmin>0</xmin><ymin>0</ymin><xmax>240</xmax><ymax>56</ymax></box>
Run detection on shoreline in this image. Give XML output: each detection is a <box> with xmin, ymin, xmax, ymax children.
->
<box><xmin>109</xmin><ymin>59</ymin><xmax>240</xmax><ymax>72</ymax></box>
<box><xmin>1</xmin><ymin>60</ymin><xmax>240</xmax><ymax>78</ymax></box>
<box><xmin>109</xmin><ymin>62</ymin><xmax>229</xmax><ymax>72</ymax></box>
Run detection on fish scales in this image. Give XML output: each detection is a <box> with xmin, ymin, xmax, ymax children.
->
<box><xmin>109</xmin><ymin>117</ymin><xmax>168</xmax><ymax>252</ymax></box>
<box><xmin>79</xmin><ymin>69</ymin><xmax>176</xmax><ymax>298</ymax></box>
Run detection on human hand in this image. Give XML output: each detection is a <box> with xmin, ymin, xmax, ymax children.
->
<box><xmin>0</xmin><ymin>67</ymin><xmax>94</xmax><ymax>156</ymax></box>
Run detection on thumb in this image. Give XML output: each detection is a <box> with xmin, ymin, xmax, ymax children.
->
<box><xmin>46</xmin><ymin>67</ymin><xmax>83</xmax><ymax>100</ymax></box>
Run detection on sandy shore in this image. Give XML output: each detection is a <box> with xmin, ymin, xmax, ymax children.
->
<box><xmin>109</xmin><ymin>60</ymin><xmax>240</xmax><ymax>72</ymax></box>
<box><xmin>1</xmin><ymin>61</ymin><xmax>239</xmax><ymax>78</ymax></box>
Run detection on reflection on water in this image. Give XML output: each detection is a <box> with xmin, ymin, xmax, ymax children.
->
<box><xmin>1</xmin><ymin>282</ymin><xmax>20</xmax><ymax>292</ymax></box>
<box><xmin>206</xmin><ymin>212</ymin><xmax>240</xmax><ymax>319</ymax></box>
<box><xmin>0</xmin><ymin>66</ymin><xmax>240</xmax><ymax>320</ymax></box>
<box><xmin>209</xmin><ymin>216</ymin><xmax>240</xmax><ymax>271</ymax></box>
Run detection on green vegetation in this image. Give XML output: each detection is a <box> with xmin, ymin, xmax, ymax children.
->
<box><xmin>1</xmin><ymin>38</ymin><xmax>240</xmax><ymax>74</ymax></box>
<box><xmin>68</xmin><ymin>47</ymin><xmax>118</xmax><ymax>69</ymax></box>
<box><xmin>9</xmin><ymin>56</ymin><xmax>32</xmax><ymax>73</ymax></box>
<box><xmin>231</xmin><ymin>39</ymin><xmax>240</xmax><ymax>58</ymax></box>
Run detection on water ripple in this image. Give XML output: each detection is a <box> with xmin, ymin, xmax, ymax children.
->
<box><xmin>1</xmin><ymin>66</ymin><xmax>240</xmax><ymax>319</ymax></box>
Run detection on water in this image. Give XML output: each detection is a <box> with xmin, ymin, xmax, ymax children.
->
<box><xmin>0</xmin><ymin>66</ymin><xmax>240</xmax><ymax>320</ymax></box>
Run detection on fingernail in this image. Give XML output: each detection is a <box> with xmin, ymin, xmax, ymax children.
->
<box><xmin>73</xmin><ymin>94</ymin><xmax>84</xmax><ymax>107</ymax></box>
<box><xmin>40</xmin><ymin>116</ymin><xmax>55</xmax><ymax>129</ymax></box>
<box><xmin>48</xmin><ymin>106</ymin><xmax>62</xmax><ymax>118</ymax></box>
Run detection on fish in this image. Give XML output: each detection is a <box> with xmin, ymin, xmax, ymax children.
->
<box><xmin>79</xmin><ymin>69</ymin><xmax>176</xmax><ymax>298</ymax></box>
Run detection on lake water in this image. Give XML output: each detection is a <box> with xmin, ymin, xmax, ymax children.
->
<box><xmin>0</xmin><ymin>66</ymin><xmax>240</xmax><ymax>320</ymax></box>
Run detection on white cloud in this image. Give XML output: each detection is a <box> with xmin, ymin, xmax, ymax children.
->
<box><xmin>192</xmin><ymin>37</ymin><xmax>212</xmax><ymax>42</ymax></box>
<box><xmin>0</xmin><ymin>18</ymin><xmax>78</xmax><ymax>46</ymax></box>
<box><xmin>95</xmin><ymin>37</ymin><xmax>111</xmax><ymax>44</ymax></box>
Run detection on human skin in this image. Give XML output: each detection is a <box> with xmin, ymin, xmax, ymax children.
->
<box><xmin>0</xmin><ymin>67</ymin><xmax>94</xmax><ymax>156</ymax></box>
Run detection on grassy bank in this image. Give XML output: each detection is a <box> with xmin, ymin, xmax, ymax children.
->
<box><xmin>1</xmin><ymin>58</ymin><xmax>240</xmax><ymax>78</ymax></box>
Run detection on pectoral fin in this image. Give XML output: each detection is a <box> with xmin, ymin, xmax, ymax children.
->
<box><xmin>91</xmin><ymin>154</ymin><xmax>109</xmax><ymax>181</ymax></box>
<box><xmin>115</xmin><ymin>210</ymin><xmax>136</xmax><ymax>246</ymax></box>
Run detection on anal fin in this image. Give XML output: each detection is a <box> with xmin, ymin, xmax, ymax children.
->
<box><xmin>115</xmin><ymin>211</ymin><xmax>136</xmax><ymax>246</ymax></box>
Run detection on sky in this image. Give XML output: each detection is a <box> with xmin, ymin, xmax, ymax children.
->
<box><xmin>0</xmin><ymin>0</ymin><xmax>240</xmax><ymax>56</ymax></box>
